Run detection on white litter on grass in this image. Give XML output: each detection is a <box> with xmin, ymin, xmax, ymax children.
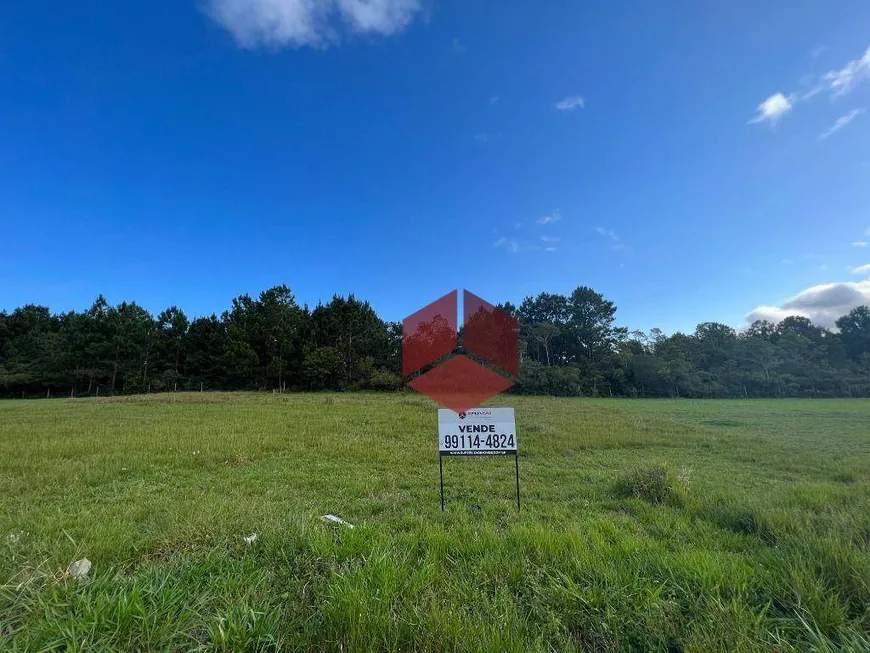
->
<box><xmin>192</xmin><ymin>450</ymin><xmax>200</xmax><ymax>456</ymax></box>
<box><xmin>243</xmin><ymin>533</ymin><xmax>257</xmax><ymax>545</ymax></box>
<box><xmin>321</xmin><ymin>514</ymin><xmax>355</xmax><ymax>529</ymax></box>
<box><xmin>7</xmin><ymin>531</ymin><xmax>23</xmax><ymax>544</ymax></box>
<box><xmin>67</xmin><ymin>558</ymin><xmax>91</xmax><ymax>580</ymax></box>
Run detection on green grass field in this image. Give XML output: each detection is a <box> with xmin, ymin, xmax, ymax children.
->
<box><xmin>2</xmin><ymin>394</ymin><xmax>869</xmax><ymax>652</ymax></box>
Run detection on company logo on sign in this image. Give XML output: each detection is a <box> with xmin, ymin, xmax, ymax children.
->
<box><xmin>402</xmin><ymin>290</ymin><xmax>519</xmax><ymax>413</ymax></box>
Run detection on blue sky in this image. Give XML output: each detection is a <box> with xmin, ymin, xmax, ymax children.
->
<box><xmin>1</xmin><ymin>1</ymin><xmax>869</xmax><ymax>333</ymax></box>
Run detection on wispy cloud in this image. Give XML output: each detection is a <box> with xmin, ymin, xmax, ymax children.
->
<box><xmin>489</xmin><ymin>96</ymin><xmax>499</xmax><ymax>105</ymax></box>
<box><xmin>452</xmin><ymin>37</ymin><xmax>466</xmax><ymax>53</ymax></box>
<box><xmin>537</xmin><ymin>210</ymin><xmax>562</xmax><ymax>225</ymax></box>
<box><xmin>853</xmin><ymin>241</ymin><xmax>868</xmax><ymax>248</ymax></box>
<box><xmin>781</xmin><ymin>259</ymin><xmax>795</xmax><ymax>265</ymax></box>
<box><xmin>749</xmin><ymin>93</ymin><xmax>793</xmax><ymax>125</ymax></box>
<box><xmin>493</xmin><ymin>236</ymin><xmax>520</xmax><ymax>253</ymax></box>
<box><xmin>824</xmin><ymin>47</ymin><xmax>870</xmax><ymax>96</ymax></box>
<box><xmin>800</xmin><ymin>85</ymin><xmax>824</xmax><ymax>102</ymax></box>
<box><xmin>474</xmin><ymin>132</ymin><xmax>501</xmax><ymax>143</ymax></box>
<box><xmin>493</xmin><ymin>232</ymin><xmax>557</xmax><ymax>253</ymax></box>
<box><xmin>206</xmin><ymin>0</ymin><xmax>421</xmax><ymax>49</ymax></box>
<box><xmin>555</xmin><ymin>96</ymin><xmax>585</xmax><ymax>111</ymax></box>
<box><xmin>595</xmin><ymin>227</ymin><xmax>619</xmax><ymax>240</ymax></box>
<box><xmin>595</xmin><ymin>227</ymin><xmax>631</xmax><ymax>253</ymax></box>
<box><xmin>810</xmin><ymin>45</ymin><xmax>827</xmax><ymax>59</ymax></box>
<box><xmin>819</xmin><ymin>108</ymin><xmax>865</xmax><ymax>139</ymax></box>
<box><xmin>750</xmin><ymin>46</ymin><xmax>870</xmax><ymax>126</ymax></box>
<box><xmin>852</xmin><ymin>263</ymin><xmax>870</xmax><ymax>275</ymax></box>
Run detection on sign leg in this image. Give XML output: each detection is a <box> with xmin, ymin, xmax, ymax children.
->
<box><xmin>515</xmin><ymin>455</ymin><xmax>520</xmax><ymax>512</ymax></box>
<box><xmin>439</xmin><ymin>456</ymin><xmax>445</xmax><ymax>511</ymax></box>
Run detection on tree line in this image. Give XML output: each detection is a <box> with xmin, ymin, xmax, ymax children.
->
<box><xmin>1</xmin><ymin>284</ymin><xmax>869</xmax><ymax>398</ymax></box>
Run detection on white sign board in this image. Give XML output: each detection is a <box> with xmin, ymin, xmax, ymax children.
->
<box><xmin>438</xmin><ymin>408</ymin><xmax>517</xmax><ymax>456</ymax></box>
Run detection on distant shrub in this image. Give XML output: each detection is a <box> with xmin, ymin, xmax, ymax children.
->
<box><xmin>367</xmin><ymin>369</ymin><xmax>404</xmax><ymax>391</ymax></box>
<box><xmin>615</xmin><ymin>463</ymin><xmax>685</xmax><ymax>506</ymax></box>
<box><xmin>514</xmin><ymin>360</ymin><xmax>583</xmax><ymax>396</ymax></box>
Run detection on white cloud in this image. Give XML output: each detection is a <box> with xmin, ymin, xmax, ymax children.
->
<box><xmin>540</xmin><ymin>235</ymin><xmax>560</xmax><ymax>243</ymax></box>
<box><xmin>749</xmin><ymin>93</ymin><xmax>793</xmax><ymax>125</ymax></box>
<box><xmin>853</xmin><ymin>241</ymin><xmax>868</xmax><ymax>248</ymax></box>
<box><xmin>544</xmin><ymin>246</ymin><xmax>558</xmax><ymax>252</ymax></box>
<box><xmin>452</xmin><ymin>37</ymin><xmax>466</xmax><ymax>53</ymax></box>
<box><xmin>810</xmin><ymin>45</ymin><xmax>827</xmax><ymax>59</ymax></box>
<box><xmin>493</xmin><ymin>237</ymin><xmax>519</xmax><ymax>253</ymax></box>
<box><xmin>797</xmin><ymin>74</ymin><xmax>824</xmax><ymax>100</ymax></box>
<box><xmin>800</xmin><ymin>85</ymin><xmax>825</xmax><ymax>101</ymax></box>
<box><xmin>489</xmin><ymin>96</ymin><xmax>499</xmax><ymax>105</ymax></box>
<box><xmin>339</xmin><ymin>0</ymin><xmax>418</xmax><ymax>32</ymax></box>
<box><xmin>474</xmin><ymin>132</ymin><xmax>501</xmax><ymax>143</ymax></box>
<box><xmin>746</xmin><ymin>280</ymin><xmax>870</xmax><ymax>328</ymax></box>
<box><xmin>595</xmin><ymin>226</ymin><xmax>630</xmax><ymax>252</ymax></box>
<box><xmin>555</xmin><ymin>96</ymin><xmax>585</xmax><ymax>111</ymax></box>
<box><xmin>781</xmin><ymin>259</ymin><xmax>794</xmax><ymax>265</ymax></box>
<box><xmin>852</xmin><ymin>263</ymin><xmax>870</xmax><ymax>275</ymax></box>
<box><xmin>819</xmin><ymin>108</ymin><xmax>865</xmax><ymax>139</ymax></box>
<box><xmin>824</xmin><ymin>47</ymin><xmax>870</xmax><ymax>97</ymax></box>
<box><xmin>537</xmin><ymin>210</ymin><xmax>562</xmax><ymax>224</ymax></box>
<box><xmin>206</xmin><ymin>0</ymin><xmax>420</xmax><ymax>49</ymax></box>
<box><xmin>750</xmin><ymin>46</ymin><xmax>870</xmax><ymax>126</ymax></box>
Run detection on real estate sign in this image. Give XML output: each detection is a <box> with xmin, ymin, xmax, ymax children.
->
<box><xmin>438</xmin><ymin>407</ymin><xmax>517</xmax><ymax>456</ymax></box>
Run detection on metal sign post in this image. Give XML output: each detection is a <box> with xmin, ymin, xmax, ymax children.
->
<box><xmin>439</xmin><ymin>456</ymin><xmax>445</xmax><ymax>511</ymax></box>
<box><xmin>437</xmin><ymin>407</ymin><xmax>519</xmax><ymax>511</ymax></box>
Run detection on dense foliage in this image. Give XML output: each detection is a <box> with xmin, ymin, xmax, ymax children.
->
<box><xmin>1</xmin><ymin>284</ymin><xmax>869</xmax><ymax>397</ymax></box>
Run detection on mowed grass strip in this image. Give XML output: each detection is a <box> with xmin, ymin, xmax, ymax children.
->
<box><xmin>1</xmin><ymin>394</ymin><xmax>869</xmax><ymax>651</ymax></box>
